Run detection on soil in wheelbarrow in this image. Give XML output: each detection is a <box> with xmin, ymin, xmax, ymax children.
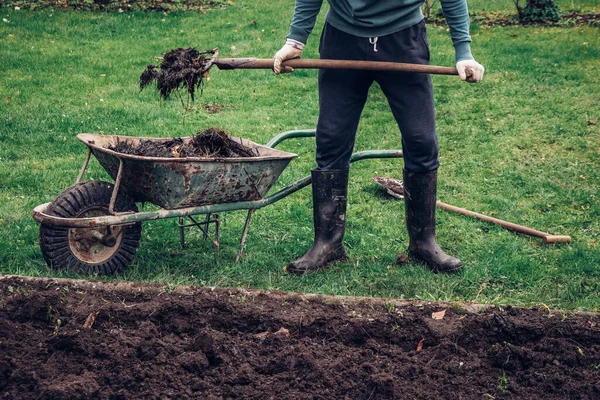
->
<box><xmin>1</xmin><ymin>276</ymin><xmax>599</xmax><ymax>400</ymax></box>
<box><xmin>108</xmin><ymin>127</ymin><xmax>258</xmax><ymax>158</ymax></box>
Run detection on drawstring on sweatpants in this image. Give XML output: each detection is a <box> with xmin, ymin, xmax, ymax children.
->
<box><xmin>369</xmin><ymin>37</ymin><xmax>378</xmax><ymax>52</ymax></box>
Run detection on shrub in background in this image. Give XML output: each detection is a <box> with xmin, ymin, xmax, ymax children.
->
<box><xmin>514</xmin><ymin>0</ymin><xmax>562</xmax><ymax>24</ymax></box>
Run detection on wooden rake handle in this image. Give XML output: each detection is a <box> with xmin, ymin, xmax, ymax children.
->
<box><xmin>437</xmin><ymin>202</ymin><xmax>572</xmax><ymax>244</ymax></box>
<box><xmin>373</xmin><ymin>176</ymin><xmax>571</xmax><ymax>244</ymax></box>
<box><xmin>215</xmin><ymin>58</ymin><xmax>459</xmax><ymax>76</ymax></box>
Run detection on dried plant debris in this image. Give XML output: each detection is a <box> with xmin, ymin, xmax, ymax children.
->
<box><xmin>108</xmin><ymin>128</ymin><xmax>259</xmax><ymax>159</ymax></box>
<box><xmin>140</xmin><ymin>48</ymin><xmax>216</xmax><ymax>101</ymax></box>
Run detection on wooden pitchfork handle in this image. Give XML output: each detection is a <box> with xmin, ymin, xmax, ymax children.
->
<box><xmin>215</xmin><ymin>58</ymin><xmax>461</xmax><ymax>76</ymax></box>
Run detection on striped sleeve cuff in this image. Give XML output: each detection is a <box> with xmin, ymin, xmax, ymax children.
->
<box><xmin>454</xmin><ymin>41</ymin><xmax>473</xmax><ymax>62</ymax></box>
<box><xmin>287</xmin><ymin>25</ymin><xmax>310</xmax><ymax>45</ymax></box>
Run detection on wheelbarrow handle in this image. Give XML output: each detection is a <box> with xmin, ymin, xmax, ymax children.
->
<box><xmin>215</xmin><ymin>58</ymin><xmax>459</xmax><ymax>76</ymax></box>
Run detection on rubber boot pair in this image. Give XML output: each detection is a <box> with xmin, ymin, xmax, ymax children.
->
<box><xmin>287</xmin><ymin>168</ymin><xmax>461</xmax><ymax>274</ymax></box>
<box><xmin>287</xmin><ymin>169</ymin><xmax>349</xmax><ymax>274</ymax></box>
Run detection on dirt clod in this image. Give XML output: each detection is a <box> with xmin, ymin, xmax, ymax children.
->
<box><xmin>140</xmin><ymin>47</ymin><xmax>215</xmax><ymax>101</ymax></box>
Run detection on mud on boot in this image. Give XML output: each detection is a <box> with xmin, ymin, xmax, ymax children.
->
<box><xmin>287</xmin><ymin>169</ymin><xmax>349</xmax><ymax>274</ymax></box>
<box><xmin>403</xmin><ymin>168</ymin><xmax>462</xmax><ymax>273</ymax></box>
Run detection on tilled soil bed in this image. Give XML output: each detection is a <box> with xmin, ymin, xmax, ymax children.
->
<box><xmin>1</xmin><ymin>276</ymin><xmax>599</xmax><ymax>400</ymax></box>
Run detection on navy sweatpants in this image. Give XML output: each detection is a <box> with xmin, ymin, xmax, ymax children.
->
<box><xmin>316</xmin><ymin>20</ymin><xmax>439</xmax><ymax>173</ymax></box>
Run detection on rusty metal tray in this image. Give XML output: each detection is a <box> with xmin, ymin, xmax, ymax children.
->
<box><xmin>78</xmin><ymin>134</ymin><xmax>297</xmax><ymax>210</ymax></box>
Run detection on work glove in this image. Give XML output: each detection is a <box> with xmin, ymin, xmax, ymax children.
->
<box><xmin>273</xmin><ymin>39</ymin><xmax>305</xmax><ymax>74</ymax></box>
<box><xmin>456</xmin><ymin>59</ymin><xmax>485</xmax><ymax>83</ymax></box>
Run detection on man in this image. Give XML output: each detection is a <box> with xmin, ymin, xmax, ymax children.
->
<box><xmin>273</xmin><ymin>0</ymin><xmax>484</xmax><ymax>274</ymax></box>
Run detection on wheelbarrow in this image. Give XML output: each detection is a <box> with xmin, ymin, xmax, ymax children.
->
<box><xmin>32</xmin><ymin>129</ymin><xmax>403</xmax><ymax>276</ymax></box>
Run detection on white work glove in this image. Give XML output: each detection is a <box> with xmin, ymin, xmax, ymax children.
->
<box><xmin>273</xmin><ymin>39</ymin><xmax>304</xmax><ymax>74</ymax></box>
<box><xmin>456</xmin><ymin>59</ymin><xmax>485</xmax><ymax>83</ymax></box>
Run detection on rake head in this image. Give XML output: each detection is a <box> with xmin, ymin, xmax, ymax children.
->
<box><xmin>373</xmin><ymin>176</ymin><xmax>404</xmax><ymax>199</ymax></box>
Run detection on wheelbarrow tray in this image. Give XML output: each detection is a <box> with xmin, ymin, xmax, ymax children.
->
<box><xmin>77</xmin><ymin>134</ymin><xmax>297</xmax><ymax>210</ymax></box>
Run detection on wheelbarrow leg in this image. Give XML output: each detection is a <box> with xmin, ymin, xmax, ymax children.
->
<box><xmin>203</xmin><ymin>213</ymin><xmax>211</xmax><ymax>241</ymax></box>
<box><xmin>75</xmin><ymin>148</ymin><xmax>92</xmax><ymax>184</ymax></box>
<box><xmin>179</xmin><ymin>217</ymin><xmax>186</xmax><ymax>248</ymax></box>
<box><xmin>178</xmin><ymin>214</ymin><xmax>220</xmax><ymax>263</ymax></box>
<box><xmin>213</xmin><ymin>214</ymin><xmax>220</xmax><ymax>264</ymax></box>
<box><xmin>108</xmin><ymin>159</ymin><xmax>124</xmax><ymax>215</ymax></box>
<box><xmin>236</xmin><ymin>210</ymin><xmax>255</xmax><ymax>262</ymax></box>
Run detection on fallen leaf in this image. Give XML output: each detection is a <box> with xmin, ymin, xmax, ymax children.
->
<box><xmin>83</xmin><ymin>311</ymin><xmax>100</xmax><ymax>329</ymax></box>
<box><xmin>255</xmin><ymin>327</ymin><xmax>290</xmax><ymax>340</ymax></box>
<box><xmin>273</xmin><ymin>327</ymin><xmax>290</xmax><ymax>339</ymax></box>
<box><xmin>432</xmin><ymin>309</ymin><xmax>446</xmax><ymax>320</ymax></box>
<box><xmin>396</xmin><ymin>252</ymin><xmax>408</xmax><ymax>264</ymax></box>
<box><xmin>254</xmin><ymin>331</ymin><xmax>270</xmax><ymax>340</ymax></box>
<box><xmin>416</xmin><ymin>338</ymin><xmax>424</xmax><ymax>351</ymax></box>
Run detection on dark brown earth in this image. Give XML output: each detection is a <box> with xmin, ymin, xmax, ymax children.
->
<box><xmin>1</xmin><ymin>276</ymin><xmax>599</xmax><ymax>400</ymax></box>
<box><xmin>108</xmin><ymin>127</ymin><xmax>258</xmax><ymax>158</ymax></box>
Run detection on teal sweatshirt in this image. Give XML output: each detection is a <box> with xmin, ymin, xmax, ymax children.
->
<box><xmin>287</xmin><ymin>0</ymin><xmax>473</xmax><ymax>62</ymax></box>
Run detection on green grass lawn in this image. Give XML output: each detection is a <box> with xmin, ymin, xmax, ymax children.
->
<box><xmin>1</xmin><ymin>0</ymin><xmax>599</xmax><ymax>310</ymax></box>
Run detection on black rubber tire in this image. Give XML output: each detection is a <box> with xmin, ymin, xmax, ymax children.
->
<box><xmin>39</xmin><ymin>180</ymin><xmax>142</xmax><ymax>276</ymax></box>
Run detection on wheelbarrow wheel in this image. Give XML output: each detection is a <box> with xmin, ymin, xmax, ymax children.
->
<box><xmin>39</xmin><ymin>180</ymin><xmax>142</xmax><ymax>276</ymax></box>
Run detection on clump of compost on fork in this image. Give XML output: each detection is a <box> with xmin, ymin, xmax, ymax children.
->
<box><xmin>140</xmin><ymin>48</ymin><xmax>215</xmax><ymax>101</ymax></box>
<box><xmin>109</xmin><ymin>128</ymin><xmax>259</xmax><ymax>158</ymax></box>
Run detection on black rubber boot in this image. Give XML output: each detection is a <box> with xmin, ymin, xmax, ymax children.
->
<box><xmin>287</xmin><ymin>169</ymin><xmax>349</xmax><ymax>274</ymax></box>
<box><xmin>404</xmin><ymin>169</ymin><xmax>462</xmax><ymax>273</ymax></box>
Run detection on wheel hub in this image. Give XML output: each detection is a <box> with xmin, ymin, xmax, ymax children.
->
<box><xmin>68</xmin><ymin>207</ymin><xmax>124</xmax><ymax>263</ymax></box>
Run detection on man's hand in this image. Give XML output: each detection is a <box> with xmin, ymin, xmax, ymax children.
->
<box><xmin>456</xmin><ymin>59</ymin><xmax>485</xmax><ymax>83</ymax></box>
<box><xmin>273</xmin><ymin>39</ymin><xmax>305</xmax><ymax>74</ymax></box>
